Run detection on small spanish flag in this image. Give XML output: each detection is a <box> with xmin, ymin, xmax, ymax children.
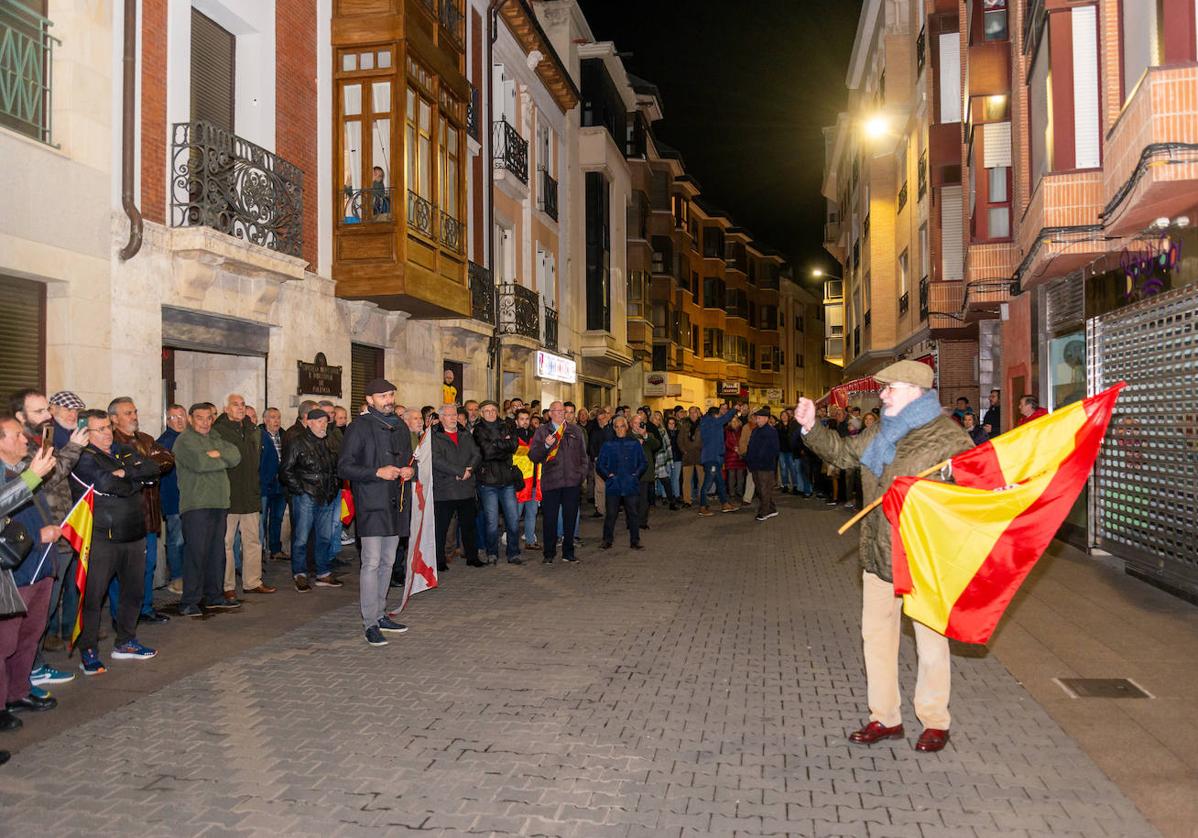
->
<box><xmin>544</xmin><ymin>422</ymin><xmax>565</xmax><ymax>462</ymax></box>
<box><xmin>883</xmin><ymin>383</ymin><xmax>1124</xmax><ymax>644</ymax></box>
<box><xmin>340</xmin><ymin>483</ymin><xmax>355</xmax><ymax>525</ymax></box>
<box><xmin>62</xmin><ymin>486</ymin><xmax>95</xmax><ymax>650</ymax></box>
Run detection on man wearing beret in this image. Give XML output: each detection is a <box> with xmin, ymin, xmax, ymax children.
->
<box><xmin>338</xmin><ymin>378</ymin><xmax>414</xmax><ymax>647</ymax></box>
<box><xmin>795</xmin><ymin>360</ymin><xmax>972</xmax><ymax>753</ymax></box>
<box><xmin>745</xmin><ymin>407</ymin><xmax>780</xmax><ymax>522</ymax></box>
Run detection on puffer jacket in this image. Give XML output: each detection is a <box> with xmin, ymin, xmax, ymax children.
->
<box><xmin>677</xmin><ymin>419</ymin><xmax>703</xmax><ymax>466</ymax></box>
<box><xmin>279</xmin><ymin>428</ymin><xmax>339</xmax><ymax>505</ymax></box>
<box><xmin>473</xmin><ymin>418</ymin><xmax>517</xmax><ymax>487</ymax></box>
<box><xmin>802</xmin><ymin>414</ymin><xmax>972</xmax><ymax>582</ymax></box>
<box><xmin>596</xmin><ymin>436</ymin><xmax>647</xmax><ymax>497</ymax></box>
<box><xmin>70</xmin><ymin>441</ymin><xmax>161</xmax><ymax>543</ymax></box>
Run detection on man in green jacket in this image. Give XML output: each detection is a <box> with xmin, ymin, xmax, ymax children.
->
<box><xmin>174</xmin><ymin>403</ymin><xmax>242</xmax><ymax>618</ymax></box>
<box><xmin>214</xmin><ymin>394</ymin><xmax>274</xmax><ymax>599</ymax></box>
<box><xmin>797</xmin><ymin>360</ymin><xmax>971</xmax><ymax>754</ymax></box>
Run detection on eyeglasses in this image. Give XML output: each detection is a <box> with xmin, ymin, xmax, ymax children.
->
<box><xmin>880</xmin><ymin>383</ymin><xmax>916</xmax><ymax>393</ymax></box>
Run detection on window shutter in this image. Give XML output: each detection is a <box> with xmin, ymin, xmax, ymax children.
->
<box><xmin>938</xmin><ymin>33</ymin><xmax>961</xmax><ymax>123</ymax></box>
<box><xmin>350</xmin><ymin>343</ymin><xmax>384</xmax><ymax>416</ymax></box>
<box><xmin>941</xmin><ymin>185</ymin><xmax>964</xmax><ymax>281</ymax></box>
<box><xmin>191</xmin><ymin>10</ymin><xmax>235</xmax><ymax>130</ymax></box>
<box><xmin>983</xmin><ymin>122</ymin><xmax>1012</xmax><ymax>169</ymax></box>
<box><xmin>1072</xmin><ymin>6</ymin><xmax>1101</xmax><ymax>169</ymax></box>
<box><xmin>0</xmin><ymin>276</ymin><xmax>46</xmax><ymax>396</ymax></box>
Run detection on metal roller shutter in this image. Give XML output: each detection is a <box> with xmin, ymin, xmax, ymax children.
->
<box><xmin>351</xmin><ymin>343</ymin><xmax>384</xmax><ymax>416</ymax></box>
<box><xmin>190</xmin><ymin>10</ymin><xmax>235</xmax><ymax>130</ymax></box>
<box><xmin>0</xmin><ymin>276</ymin><xmax>46</xmax><ymax>397</ymax></box>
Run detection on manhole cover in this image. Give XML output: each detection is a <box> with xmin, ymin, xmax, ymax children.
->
<box><xmin>1053</xmin><ymin>678</ymin><xmax>1153</xmax><ymax>699</ymax></box>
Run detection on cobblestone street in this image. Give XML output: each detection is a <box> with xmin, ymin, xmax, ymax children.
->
<box><xmin>0</xmin><ymin>497</ymin><xmax>1162</xmax><ymax>837</ymax></box>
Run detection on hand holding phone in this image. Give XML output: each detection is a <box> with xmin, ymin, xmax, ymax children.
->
<box><xmin>40</xmin><ymin>424</ymin><xmax>52</xmax><ymax>452</ymax></box>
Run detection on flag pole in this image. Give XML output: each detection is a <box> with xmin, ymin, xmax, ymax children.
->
<box><xmin>837</xmin><ymin>459</ymin><xmax>950</xmax><ymax>535</ymax></box>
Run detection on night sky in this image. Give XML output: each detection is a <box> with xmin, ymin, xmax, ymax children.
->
<box><xmin>576</xmin><ymin>0</ymin><xmax>863</xmax><ymax>290</ymax></box>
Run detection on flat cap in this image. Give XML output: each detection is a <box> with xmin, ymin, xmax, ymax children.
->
<box><xmin>306</xmin><ymin>408</ymin><xmax>329</xmax><ymax>421</ymax></box>
<box><xmin>363</xmin><ymin>377</ymin><xmax>396</xmax><ymax>396</ymax></box>
<box><xmin>49</xmin><ymin>390</ymin><xmax>85</xmax><ymax>410</ymax></box>
<box><xmin>753</xmin><ymin>406</ymin><xmax>772</xmax><ymax>417</ymax></box>
<box><xmin>875</xmin><ymin>360</ymin><xmax>934</xmax><ymax>390</ymax></box>
<box><xmin>479</xmin><ymin>399</ymin><xmax>498</xmax><ymax>410</ymax></box>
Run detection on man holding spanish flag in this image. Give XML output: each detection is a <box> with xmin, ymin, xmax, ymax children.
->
<box><xmin>797</xmin><ymin>360</ymin><xmax>972</xmax><ymax>753</ymax></box>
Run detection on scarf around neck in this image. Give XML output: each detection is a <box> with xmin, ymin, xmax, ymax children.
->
<box><xmin>368</xmin><ymin>406</ymin><xmax>401</xmax><ymax>428</ymax></box>
<box><xmin>860</xmin><ymin>389</ymin><xmax>943</xmax><ymax>477</ymax></box>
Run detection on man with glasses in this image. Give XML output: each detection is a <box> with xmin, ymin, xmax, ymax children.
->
<box><xmin>796</xmin><ymin>360</ymin><xmax>971</xmax><ymax>754</ymax></box>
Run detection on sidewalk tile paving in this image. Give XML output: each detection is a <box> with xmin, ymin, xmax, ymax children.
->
<box><xmin>0</xmin><ymin>497</ymin><xmax>1160</xmax><ymax>837</ymax></box>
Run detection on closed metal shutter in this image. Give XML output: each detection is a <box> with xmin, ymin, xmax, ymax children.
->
<box><xmin>190</xmin><ymin>10</ymin><xmax>235</xmax><ymax>130</ymax></box>
<box><xmin>1088</xmin><ymin>281</ymin><xmax>1198</xmax><ymax>596</ymax></box>
<box><xmin>0</xmin><ymin>275</ymin><xmax>46</xmax><ymax>396</ymax></box>
<box><xmin>1045</xmin><ymin>273</ymin><xmax>1084</xmax><ymax>334</ymax></box>
<box><xmin>351</xmin><ymin>343</ymin><xmax>384</xmax><ymax>416</ymax></box>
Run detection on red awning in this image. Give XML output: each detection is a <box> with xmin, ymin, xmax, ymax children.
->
<box><xmin>816</xmin><ymin>376</ymin><xmax>882</xmax><ymax>408</ymax></box>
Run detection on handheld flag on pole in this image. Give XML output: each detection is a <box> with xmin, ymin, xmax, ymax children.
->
<box><xmin>397</xmin><ymin>429</ymin><xmax>437</xmax><ymax>613</ymax></box>
<box><xmin>339</xmin><ymin>482</ymin><xmax>355</xmax><ymax>525</ymax></box>
<box><xmin>61</xmin><ymin>486</ymin><xmax>95</xmax><ymax>650</ymax></box>
<box><xmin>881</xmin><ymin>383</ymin><xmax>1124</xmax><ymax>644</ymax></box>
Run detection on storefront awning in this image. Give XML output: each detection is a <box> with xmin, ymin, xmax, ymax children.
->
<box><xmin>816</xmin><ymin>376</ymin><xmax>882</xmax><ymax>408</ymax></box>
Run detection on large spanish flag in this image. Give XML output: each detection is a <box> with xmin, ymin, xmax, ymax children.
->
<box><xmin>883</xmin><ymin>383</ymin><xmax>1124</xmax><ymax>644</ymax></box>
<box><xmin>62</xmin><ymin>486</ymin><xmax>95</xmax><ymax>650</ymax></box>
<box><xmin>513</xmin><ymin>436</ymin><xmax>541</xmax><ymax>503</ymax></box>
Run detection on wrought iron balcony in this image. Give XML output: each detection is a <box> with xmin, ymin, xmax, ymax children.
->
<box><xmin>898</xmin><ymin>181</ymin><xmax>909</xmax><ymax>213</ymax></box>
<box><xmin>544</xmin><ymin>304</ymin><xmax>559</xmax><ymax>351</ymax></box>
<box><xmin>342</xmin><ymin>186</ymin><xmax>395</xmax><ymax>224</ymax></box>
<box><xmin>170</xmin><ymin>120</ymin><xmax>303</xmax><ymax>258</ymax></box>
<box><xmin>439</xmin><ymin>0</ymin><xmax>463</xmax><ymax>48</ymax></box>
<box><xmin>864</xmin><ymin>309</ymin><xmax>872</xmax><ymax>327</ymax></box>
<box><xmin>916</xmin><ymin>26</ymin><xmax>926</xmax><ymax>75</ymax></box>
<box><xmin>862</xmin><ymin>214</ymin><xmax>871</xmax><ymax>239</ymax></box>
<box><xmin>539</xmin><ymin>169</ymin><xmax>558</xmax><ymax>221</ymax></box>
<box><xmin>899</xmin><ymin>291</ymin><xmax>910</xmax><ymax>315</ymax></box>
<box><xmin>407</xmin><ymin>190</ymin><xmax>434</xmax><ymax>238</ymax></box>
<box><xmin>497</xmin><ymin>282</ymin><xmax>540</xmax><ymax>340</ymax></box>
<box><xmin>919</xmin><ymin>275</ymin><xmax>929</xmax><ymax>321</ymax></box>
<box><xmin>466</xmin><ymin>84</ymin><xmax>480</xmax><ymax>142</ymax></box>
<box><xmin>0</xmin><ymin>1</ymin><xmax>57</xmax><ymax>145</ymax></box>
<box><xmin>439</xmin><ymin>210</ymin><xmax>463</xmax><ymax>252</ymax></box>
<box><xmin>469</xmin><ymin>261</ymin><xmax>495</xmax><ymax>324</ymax></box>
<box><xmin>918</xmin><ymin>150</ymin><xmax>927</xmax><ymax>199</ymax></box>
<box><xmin>493</xmin><ymin>118</ymin><xmax>528</xmax><ymax>185</ymax></box>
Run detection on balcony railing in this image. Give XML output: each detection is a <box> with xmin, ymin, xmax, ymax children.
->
<box><xmin>170</xmin><ymin>120</ymin><xmax>303</xmax><ymax>258</ymax></box>
<box><xmin>539</xmin><ymin>169</ymin><xmax>558</xmax><ymax>221</ymax></box>
<box><xmin>897</xmin><ymin>181</ymin><xmax>909</xmax><ymax>213</ymax></box>
<box><xmin>864</xmin><ymin>309</ymin><xmax>871</xmax><ymax>327</ymax></box>
<box><xmin>407</xmin><ymin>190</ymin><xmax>434</xmax><ymax>238</ymax></box>
<box><xmin>439</xmin><ymin>210</ymin><xmax>463</xmax><ymax>252</ymax></box>
<box><xmin>916</xmin><ymin>26</ymin><xmax>926</xmax><ymax>75</ymax></box>
<box><xmin>862</xmin><ymin>214</ymin><xmax>871</xmax><ymax>239</ymax></box>
<box><xmin>918</xmin><ymin>150</ymin><xmax>928</xmax><ymax>199</ymax></box>
<box><xmin>0</xmin><ymin>1</ymin><xmax>57</xmax><ymax>145</ymax></box>
<box><xmin>899</xmin><ymin>291</ymin><xmax>910</xmax><ymax>315</ymax></box>
<box><xmin>544</xmin><ymin>304</ymin><xmax>559</xmax><ymax>351</ymax></box>
<box><xmin>498</xmin><ymin>282</ymin><xmax>540</xmax><ymax>340</ymax></box>
<box><xmin>439</xmin><ymin>0</ymin><xmax>463</xmax><ymax>48</ymax></box>
<box><xmin>469</xmin><ymin>261</ymin><xmax>495</xmax><ymax>324</ymax></box>
<box><xmin>919</xmin><ymin>276</ymin><xmax>929</xmax><ymax>320</ymax></box>
<box><xmin>466</xmin><ymin>84</ymin><xmax>480</xmax><ymax>142</ymax></box>
<box><xmin>342</xmin><ymin>186</ymin><xmax>395</xmax><ymax>224</ymax></box>
<box><xmin>493</xmin><ymin>118</ymin><xmax>528</xmax><ymax>184</ymax></box>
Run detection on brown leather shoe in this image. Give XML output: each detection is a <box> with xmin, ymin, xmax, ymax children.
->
<box><xmin>914</xmin><ymin>728</ymin><xmax>949</xmax><ymax>752</ymax></box>
<box><xmin>222</xmin><ymin>590</ymin><xmax>238</xmax><ymax>603</ymax></box>
<box><xmin>244</xmin><ymin>584</ymin><xmax>277</xmax><ymax>594</ymax></box>
<box><xmin>849</xmin><ymin>720</ymin><xmax>905</xmax><ymax>745</ymax></box>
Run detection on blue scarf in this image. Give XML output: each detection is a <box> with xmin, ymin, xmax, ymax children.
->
<box><xmin>860</xmin><ymin>389</ymin><xmax>943</xmax><ymax>477</ymax></box>
<box><xmin>368</xmin><ymin>406</ymin><xmax>401</xmax><ymax>428</ymax></box>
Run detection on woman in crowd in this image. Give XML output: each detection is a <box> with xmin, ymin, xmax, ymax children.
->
<box><xmin>723</xmin><ymin>415</ymin><xmax>748</xmax><ymax>506</ymax></box>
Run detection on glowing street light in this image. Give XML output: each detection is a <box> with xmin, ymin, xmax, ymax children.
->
<box><xmin>863</xmin><ymin>114</ymin><xmax>889</xmax><ymax>140</ymax></box>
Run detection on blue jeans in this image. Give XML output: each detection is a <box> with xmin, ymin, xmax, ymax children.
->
<box><xmin>290</xmin><ymin>494</ymin><xmax>337</xmax><ymax>579</ymax></box>
<box><xmin>479</xmin><ymin>484</ymin><xmax>521</xmax><ymax>559</ymax></box>
<box><xmin>700</xmin><ymin>462</ymin><xmax>728</xmax><ymax>506</ymax></box>
<box><xmin>519</xmin><ymin>498</ymin><xmax>539</xmax><ymax>544</ymax></box>
<box><xmin>669</xmin><ymin>461</ymin><xmax>682</xmax><ymax>499</ymax></box>
<box><xmin>328</xmin><ymin>503</ymin><xmax>344</xmax><ymax>564</ymax></box>
<box><xmin>779</xmin><ymin>452</ymin><xmax>798</xmax><ymax>490</ymax></box>
<box><xmin>107</xmin><ymin>532</ymin><xmax>158</xmax><ymax>618</ymax></box>
<box><xmin>164</xmin><ymin>514</ymin><xmax>184</xmax><ymax>579</ymax></box>
<box><xmin>260</xmin><ymin>494</ymin><xmax>287</xmax><ymax>555</ymax></box>
<box><xmin>556</xmin><ymin>504</ymin><xmax>580</xmax><ymax>537</ymax></box>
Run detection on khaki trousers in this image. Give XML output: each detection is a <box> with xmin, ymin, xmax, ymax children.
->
<box><xmin>861</xmin><ymin>570</ymin><xmax>951</xmax><ymax>730</ymax></box>
<box><xmin>594</xmin><ymin>468</ymin><xmax>606</xmax><ymax>513</ymax></box>
<box><xmin>680</xmin><ymin>464</ymin><xmax>701</xmax><ymax>504</ymax></box>
<box><xmin>224</xmin><ymin>512</ymin><xmax>263</xmax><ymax>592</ymax></box>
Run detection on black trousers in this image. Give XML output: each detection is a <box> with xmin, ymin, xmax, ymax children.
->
<box><xmin>540</xmin><ymin>485</ymin><xmax>580</xmax><ymax>560</ymax></box>
<box><xmin>181</xmin><ymin>508</ymin><xmax>227</xmax><ymax>609</ymax></box>
<box><xmin>638</xmin><ymin>481</ymin><xmax>653</xmax><ymax>527</ymax></box>
<box><xmin>435</xmin><ymin>497</ymin><xmax>478</xmax><ymax>567</ymax></box>
<box><xmin>77</xmin><ymin>538</ymin><xmax>144</xmax><ymax>650</ymax></box>
<box><xmin>603</xmin><ymin>492</ymin><xmax>640</xmax><ymax>546</ymax></box>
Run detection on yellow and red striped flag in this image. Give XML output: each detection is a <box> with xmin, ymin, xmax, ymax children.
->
<box><xmin>62</xmin><ymin>486</ymin><xmax>95</xmax><ymax>649</ymax></box>
<box><xmin>882</xmin><ymin>383</ymin><xmax>1124</xmax><ymax>644</ymax></box>
<box><xmin>339</xmin><ymin>482</ymin><xmax>355</xmax><ymax>525</ymax></box>
<box><xmin>544</xmin><ymin>422</ymin><xmax>565</xmax><ymax>462</ymax></box>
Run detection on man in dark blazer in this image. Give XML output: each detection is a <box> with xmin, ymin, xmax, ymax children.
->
<box><xmin>258</xmin><ymin>408</ymin><xmax>288</xmax><ymax>562</ymax></box>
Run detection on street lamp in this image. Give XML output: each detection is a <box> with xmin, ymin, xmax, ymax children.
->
<box><xmin>811</xmin><ymin>268</ymin><xmax>843</xmax><ymax>280</ymax></box>
<box><xmin>863</xmin><ymin>113</ymin><xmax>889</xmax><ymax>140</ymax></box>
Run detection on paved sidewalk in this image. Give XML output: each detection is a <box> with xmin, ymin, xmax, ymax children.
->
<box><xmin>0</xmin><ymin>498</ymin><xmax>1161</xmax><ymax>836</ymax></box>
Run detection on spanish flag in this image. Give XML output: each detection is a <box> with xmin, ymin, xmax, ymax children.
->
<box><xmin>339</xmin><ymin>482</ymin><xmax>355</xmax><ymax>525</ymax></box>
<box><xmin>62</xmin><ymin>486</ymin><xmax>95</xmax><ymax>649</ymax></box>
<box><xmin>513</xmin><ymin>436</ymin><xmax>541</xmax><ymax>503</ymax></box>
<box><xmin>544</xmin><ymin>422</ymin><xmax>565</xmax><ymax>462</ymax></box>
<box><xmin>883</xmin><ymin>383</ymin><xmax>1124</xmax><ymax>645</ymax></box>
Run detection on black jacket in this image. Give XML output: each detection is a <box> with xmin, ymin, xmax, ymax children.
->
<box><xmin>70</xmin><ymin>442</ymin><xmax>160</xmax><ymax>543</ymax></box>
<box><xmin>338</xmin><ymin>410</ymin><xmax>413</xmax><ymax>537</ymax></box>
<box><xmin>431</xmin><ymin>426</ymin><xmax>482</xmax><ymax>501</ymax></box>
<box><xmin>473</xmin><ymin>419</ymin><xmax>517</xmax><ymax>487</ymax></box>
<box><xmin>279</xmin><ymin>428</ymin><xmax>339</xmax><ymax>505</ymax></box>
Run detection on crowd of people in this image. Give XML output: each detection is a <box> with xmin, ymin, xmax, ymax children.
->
<box><xmin>0</xmin><ymin>372</ymin><xmax>1048</xmax><ymax>765</ymax></box>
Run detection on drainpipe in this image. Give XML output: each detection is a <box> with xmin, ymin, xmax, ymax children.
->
<box><xmin>487</xmin><ymin>0</ymin><xmax>510</xmax><ymax>402</ymax></box>
<box><xmin>118</xmin><ymin>0</ymin><xmax>143</xmax><ymax>261</ymax></box>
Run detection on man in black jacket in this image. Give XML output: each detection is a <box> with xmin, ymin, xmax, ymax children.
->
<box><xmin>279</xmin><ymin>409</ymin><xmax>342</xmax><ymax>592</ymax></box>
<box><xmin>432</xmin><ymin>403</ymin><xmax>482</xmax><ymax>570</ymax></box>
<box><xmin>473</xmin><ymin>400</ymin><xmax>521</xmax><ymax>565</ymax></box>
<box><xmin>338</xmin><ymin>379</ymin><xmax>414</xmax><ymax>646</ymax></box>
<box><xmin>70</xmin><ymin>410</ymin><xmax>161</xmax><ymax>675</ymax></box>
